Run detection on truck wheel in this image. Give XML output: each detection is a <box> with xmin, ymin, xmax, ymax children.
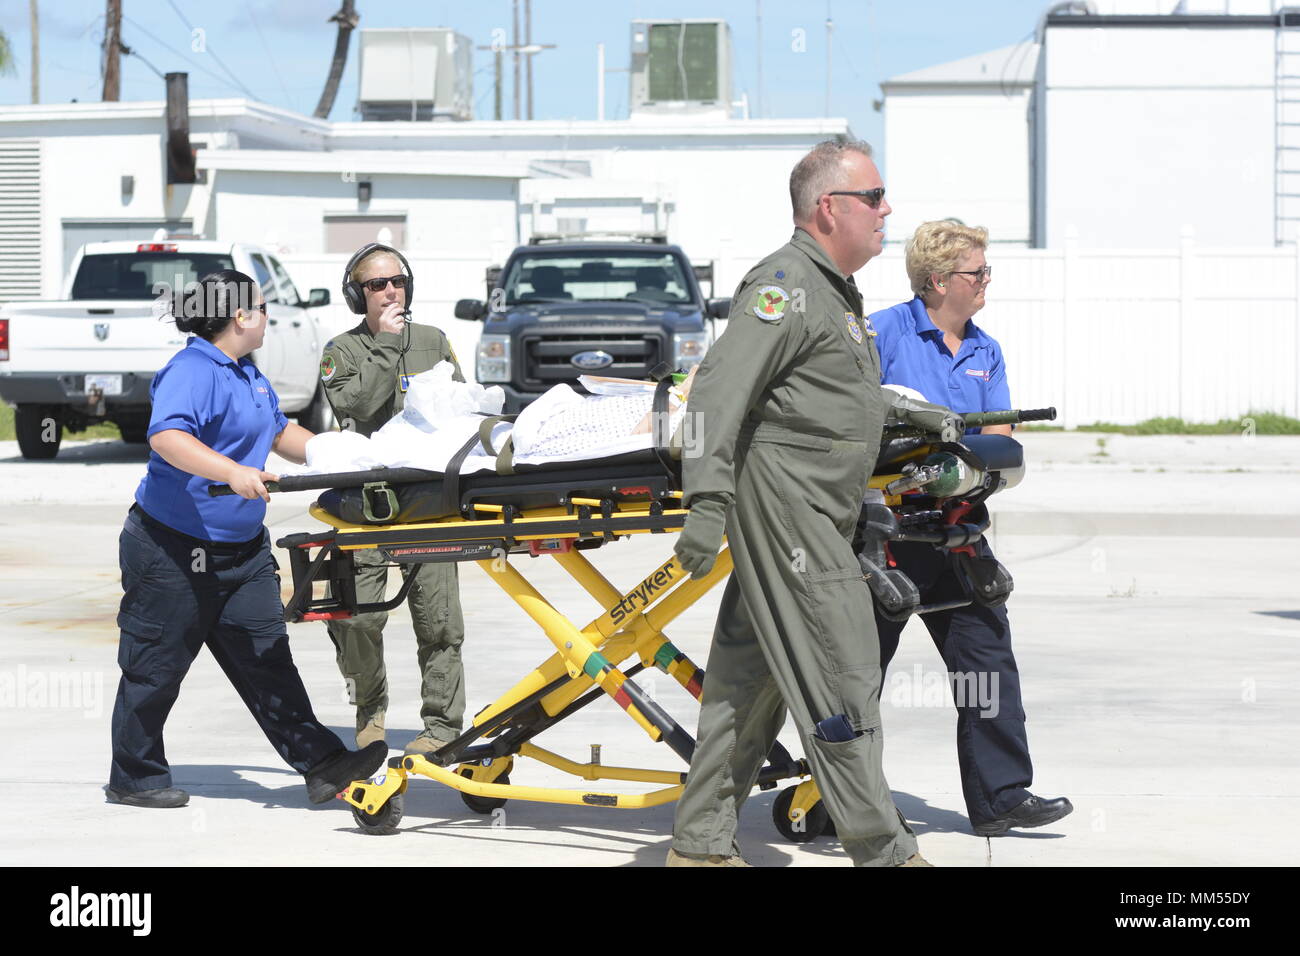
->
<box><xmin>296</xmin><ymin>382</ymin><xmax>335</xmax><ymax>433</ymax></box>
<box><xmin>15</xmin><ymin>405</ymin><xmax>63</xmax><ymax>460</ymax></box>
<box><xmin>117</xmin><ymin>422</ymin><xmax>149</xmax><ymax>444</ymax></box>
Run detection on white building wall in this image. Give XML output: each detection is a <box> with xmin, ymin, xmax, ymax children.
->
<box><xmin>883</xmin><ymin>89</ymin><xmax>1033</xmax><ymax>246</ymax></box>
<box><xmin>1043</xmin><ymin>24</ymin><xmax>1276</xmax><ymax>248</ymax></box>
<box><xmin>850</xmin><ymin>238</ymin><xmax>1300</xmax><ymax>426</ymax></box>
<box><xmin>32</xmin><ymin>133</ymin><xmax>216</xmax><ymax>297</ymax></box>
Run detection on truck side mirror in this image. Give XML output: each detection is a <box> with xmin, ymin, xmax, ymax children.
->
<box><xmin>706</xmin><ymin>298</ymin><xmax>731</xmax><ymax>319</ymax></box>
<box><xmin>455</xmin><ymin>298</ymin><xmax>487</xmax><ymax>320</ymax></box>
<box><xmin>307</xmin><ymin>288</ymin><xmax>331</xmax><ymax>308</ymax></box>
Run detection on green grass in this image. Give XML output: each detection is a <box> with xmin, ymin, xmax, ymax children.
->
<box><xmin>0</xmin><ymin>403</ymin><xmax>123</xmax><ymax>442</ymax></box>
<box><xmin>1075</xmin><ymin>411</ymin><xmax>1300</xmax><ymax>436</ymax></box>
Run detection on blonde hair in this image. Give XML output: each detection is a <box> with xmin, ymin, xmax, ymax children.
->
<box><xmin>352</xmin><ymin>247</ymin><xmax>402</xmax><ymax>281</ymax></box>
<box><xmin>905</xmin><ymin>220</ymin><xmax>989</xmax><ymax>299</ymax></box>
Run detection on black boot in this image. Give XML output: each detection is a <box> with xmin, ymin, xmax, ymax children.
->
<box><xmin>972</xmin><ymin>794</ymin><xmax>1073</xmax><ymax>836</ymax></box>
<box><xmin>304</xmin><ymin>741</ymin><xmax>389</xmax><ymax>804</ymax></box>
<box><xmin>105</xmin><ymin>786</ymin><xmax>190</xmax><ymax>809</ymax></box>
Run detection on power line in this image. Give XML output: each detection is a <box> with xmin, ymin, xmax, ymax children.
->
<box><xmin>121</xmin><ymin>14</ymin><xmax>252</xmax><ymax>97</ymax></box>
<box><xmin>119</xmin><ymin>41</ymin><xmax>166</xmax><ymax>80</ymax></box>
<box><xmin>246</xmin><ymin>0</ymin><xmax>296</xmax><ymax>113</ymax></box>
<box><xmin>163</xmin><ymin>0</ymin><xmax>259</xmax><ymax>101</ymax></box>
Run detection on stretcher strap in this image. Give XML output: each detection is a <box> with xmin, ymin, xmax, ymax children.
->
<box><xmin>478</xmin><ymin>415</ymin><xmax>517</xmax><ymax>476</ymax></box>
<box><xmin>440</xmin><ymin>414</ymin><xmax>520</xmax><ymax>517</ymax></box>
<box><xmin>651</xmin><ymin>376</ymin><xmax>674</xmax><ymax>476</ymax></box>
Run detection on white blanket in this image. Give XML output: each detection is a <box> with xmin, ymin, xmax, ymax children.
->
<box><xmin>291</xmin><ymin>363</ymin><xmax>685</xmax><ymax>477</ymax></box>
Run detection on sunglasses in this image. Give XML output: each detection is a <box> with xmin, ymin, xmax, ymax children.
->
<box><xmin>827</xmin><ymin>187</ymin><xmax>886</xmax><ymax>209</ymax></box>
<box><xmin>361</xmin><ymin>274</ymin><xmax>409</xmax><ymax>293</ymax></box>
<box><xmin>950</xmin><ymin>265</ymin><xmax>993</xmax><ymax>283</ymax></box>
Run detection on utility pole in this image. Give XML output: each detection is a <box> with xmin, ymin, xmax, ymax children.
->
<box><xmin>525</xmin><ymin>0</ymin><xmax>533</xmax><ymax>120</ymax></box>
<box><xmin>30</xmin><ymin>0</ymin><xmax>39</xmax><ymax>104</ymax></box>
<box><xmin>825</xmin><ymin>2</ymin><xmax>833</xmax><ymax>118</ymax></box>
<box><xmin>314</xmin><ymin>0</ymin><xmax>359</xmax><ymax>119</ymax></box>
<box><xmin>102</xmin><ymin>0</ymin><xmax>121</xmax><ymax>102</ymax></box>
<box><xmin>512</xmin><ymin>0</ymin><xmax>520</xmax><ymax>121</ymax></box>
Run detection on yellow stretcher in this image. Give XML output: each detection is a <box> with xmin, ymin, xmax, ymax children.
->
<box><xmin>264</xmin><ymin>406</ymin><xmax>1050</xmax><ymax>839</ymax></box>
<box><xmin>274</xmin><ymin>466</ymin><xmax>819</xmax><ymax>837</ymax></box>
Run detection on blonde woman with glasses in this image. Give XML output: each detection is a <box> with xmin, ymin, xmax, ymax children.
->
<box><xmin>866</xmin><ymin>220</ymin><xmax>1073</xmax><ymax>838</ymax></box>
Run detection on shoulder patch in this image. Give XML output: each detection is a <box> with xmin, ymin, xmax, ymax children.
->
<box><xmin>752</xmin><ymin>285</ymin><xmax>790</xmax><ymax>323</ymax></box>
<box><xmin>320</xmin><ymin>354</ymin><xmax>337</xmax><ymax>382</ymax></box>
<box><xmin>775</xmin><ymin>270</ymin><xmax>785</xmax><ymax>279</ymax></box>
<box><xmin>324</xmin><ymin>339</ymin><xmax>334</xmax><ymax>350</ymax></box>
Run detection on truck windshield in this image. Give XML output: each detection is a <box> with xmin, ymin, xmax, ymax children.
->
<box><xmin>70</xmin><ymin>252</ymin><xmax>237</xmax><ymax>300</ymax></box>
<box><xmin>502</xmin><ymin>252</ymin><xmax>692</xmax><ymax>306</ymax></box>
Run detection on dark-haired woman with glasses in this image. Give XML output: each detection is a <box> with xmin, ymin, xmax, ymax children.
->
<box><xmin>867</xmin><ymin>221</ymin><xmax>1073</xmax><ymax>838</ymax></box>
<box><xmin>107</xmin><ymin>269</ymin><xmax>386</xmax><ymax>809</ymax></box>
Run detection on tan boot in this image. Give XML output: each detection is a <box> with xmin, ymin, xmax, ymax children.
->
<box><xmin>403</xmin><ymin>731</ymin><xmax>453</xmax><ymax>756</ymax></box>
<box><xmin>898</xmin><ymin>853</ymin><xmax>934</xmax><ymax>867</ymax></box>
<box><xmin>665</xmin><ymin>848</ymin><xmax>752</xmax><ymax>867</ymax></box>
<box><xmin>355</xmin><ymin>709</ymin><xmax>386</xmax><ymax>748</ymax></box>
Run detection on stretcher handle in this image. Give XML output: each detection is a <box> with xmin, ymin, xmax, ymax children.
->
<box><xmin>963</xmin><ymin>407</ymin><xmax>1057</xmax><ymax>427</ymax></box>
<box><xmin>206</xmin><ymin>466</ymin><xmax>441</xmax><ymax>497</ymax></box>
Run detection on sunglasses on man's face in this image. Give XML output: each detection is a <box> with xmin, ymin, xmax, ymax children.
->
<box><xmin>362</xmin><ymin>274</ymin><xmax>409</xmax><ymax>293</ymax></box>
<box><xmin>826</xmin><ymin>187</ymin><xmax>886</xmax><ymax>209</ymax></box>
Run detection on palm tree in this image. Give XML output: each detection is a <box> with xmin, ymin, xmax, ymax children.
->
<box><xmin>0</xmin><ymin>27</ymin><xmax>17</xmax><ymax>76</ymax></box>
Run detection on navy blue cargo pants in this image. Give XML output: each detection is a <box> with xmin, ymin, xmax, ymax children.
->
<box><xmin>109</xmin><ymin>505</ymin><xmax>345</xmax><ymax>793</ymax></box>
<box><xmin>874</xmin><ymin>538</ymin><xmax>1032</xmax><ymax>825</ymax></box>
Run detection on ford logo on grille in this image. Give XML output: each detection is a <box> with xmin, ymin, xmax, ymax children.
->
<box><xmin>571</xmin><ymin>350</ymin><xmax>614</xmax><ymax>370</ymax></box>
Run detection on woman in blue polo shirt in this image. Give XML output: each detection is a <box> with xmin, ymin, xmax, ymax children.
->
<box><xmin>107</xmin><ymin>270</ymin><xmax>385</xmax><ymax>809</ymax></box>
<box><xmin>868</xmin><ymin>220</ymin><xmax>1072</xmax><ymax>837</ymax></box>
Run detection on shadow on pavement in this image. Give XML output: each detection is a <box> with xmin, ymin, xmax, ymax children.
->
<box><xmin>1</xmin><ymin>439</ymin><xmax>150</xmax><ymax>466</ymax></box>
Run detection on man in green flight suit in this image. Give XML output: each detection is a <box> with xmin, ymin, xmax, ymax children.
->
<box><xmin>668</xmin><ymin>141</ymin><xmax>955</xmax><ymax>867</ymax></box>
<box><xmin>319</xmin><ymin>242</ymin><xmax>467</xmax><ymax>755</ymax></box>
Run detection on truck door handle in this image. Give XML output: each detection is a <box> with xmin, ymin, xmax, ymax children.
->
<box><xmin>292</xmin><ymin>320</ymin><xmax>302</xmax><ymax>328</ymax></box>
<box><xmin>268</xmin><ymin>318</ymin><xmax>278</xmax><ymax>325</ymax></box>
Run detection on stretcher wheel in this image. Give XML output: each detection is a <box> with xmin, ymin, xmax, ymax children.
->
<box><xmin>351</xmin><ymin>792</ymin><xmax>404</xmax><ymax>835</ymax></box>
<box><xmin>772</xmin><ymin>785</ymin><xmax>829</xmax><ymax>842</ymax></box>
<box><xmin>459</xmin><ymin>771</ymin><xmax>510</xmax><ymax>814</ymax></box>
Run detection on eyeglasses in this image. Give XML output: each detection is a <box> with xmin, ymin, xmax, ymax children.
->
<box><xmin>249</xmin><ymin>302</ymin><xmax>268</xmax><ymax>314</ymax></box>
<box><xmin>949</xmin><ymin>265</ymin><xmax>993</xmax><ymax>283</ymax></box>
<box><xmin>826</xmin><ymin>187</ymin><xmax>886</xmax><ymax>209</ymax></box>
<box><xmin>362</xmin><ymin>274</ymin><xmax>409</xmax><ymax>293</ymax></box>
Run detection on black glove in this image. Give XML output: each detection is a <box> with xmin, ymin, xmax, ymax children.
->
<box><xmin>886</xmin><ymin>394</ymin><xmax>965</xmax><ymax>443</ymax></box>
<box><xmin>674</xmin><ymin>494</ymin><xmax>729</xmax><ymax>579</ymax></box>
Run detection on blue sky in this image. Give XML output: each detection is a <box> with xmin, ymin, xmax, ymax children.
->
<box><xmin>1</xmin><ymin>0</ymin><xmax>1049</xmax><ymax>153</ymax></box>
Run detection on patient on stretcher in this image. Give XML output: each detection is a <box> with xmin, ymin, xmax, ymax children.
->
<box><xmin>295</xmin><ymin>363</ymin><xmax>695</xmax><ymax>476</ymax></box>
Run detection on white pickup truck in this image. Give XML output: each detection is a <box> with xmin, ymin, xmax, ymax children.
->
<box><xmin>0</xmin><ymin>239</ymin><xmax>334</xmax><ymax>459</ymax></box>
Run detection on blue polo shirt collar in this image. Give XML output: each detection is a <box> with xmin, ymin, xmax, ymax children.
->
<box><xmin>906</xmin><ymin>296</ymin><xmax>983</xmax><ymax>352</ymax></box>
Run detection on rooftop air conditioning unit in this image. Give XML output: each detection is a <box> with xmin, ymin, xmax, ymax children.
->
<box><xmin>357</xmin><ymin>28</ymin><xmax>473</xmax><ymax>121</ymax></box>
<box><xmin>629</xmin><ymin>19</ymin><xmax>732</xmax><ymax>116</ymax></box>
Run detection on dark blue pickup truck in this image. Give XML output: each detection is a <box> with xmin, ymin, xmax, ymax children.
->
<box><xmin>454</xmin><ymin>235</ymin><xmax>729</xmax><ymax>412</ymax></box>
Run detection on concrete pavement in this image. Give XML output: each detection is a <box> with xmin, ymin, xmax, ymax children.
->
<box><xmin>1</xmin><ymin>432</ymin><xmax>1297</xmax><ymax>865</ymax></box>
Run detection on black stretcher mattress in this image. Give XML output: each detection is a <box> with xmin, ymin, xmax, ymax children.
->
<box><xmin>318</xmin><ymin>448</ymin><xmax>682</xmax><ymax>526</ymax></box>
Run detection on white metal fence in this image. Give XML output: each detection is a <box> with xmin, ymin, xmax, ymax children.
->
<box><xmin>284</xmin><ymin>233</ymin><xmax>1300</xmax><ymax>428</ymax></box>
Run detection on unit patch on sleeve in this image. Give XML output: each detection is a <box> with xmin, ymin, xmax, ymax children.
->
<box><xmin>752</xmin><ymin>286</ymin><xmax>789</xmax><ymax>322</ymax></box>
<box><xmin>320</xmin><ymin>355</ymin><xmax>337</xmax><ymax>382</ymax></box>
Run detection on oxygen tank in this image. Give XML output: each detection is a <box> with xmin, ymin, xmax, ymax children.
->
<box><xmin>917</xmin><ymin>452</ymin><xmax>985</xmax><ymax>498</ymax></box>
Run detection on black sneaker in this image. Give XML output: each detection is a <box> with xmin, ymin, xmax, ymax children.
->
<box><xmin>105</xmin><ymin>786</ymin><xmax>189</xmax><ymax>809</ymax></box>
<box><xmin>304</xmin><ymin>741</ymin><xmax>388</xmax><ymax>804</ymax></box>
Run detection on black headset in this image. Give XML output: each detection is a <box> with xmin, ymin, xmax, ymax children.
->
<box><xmin>342</xmin><ymin>242</ymin><xmax>415</xmax><ymax>315</ymax></box>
